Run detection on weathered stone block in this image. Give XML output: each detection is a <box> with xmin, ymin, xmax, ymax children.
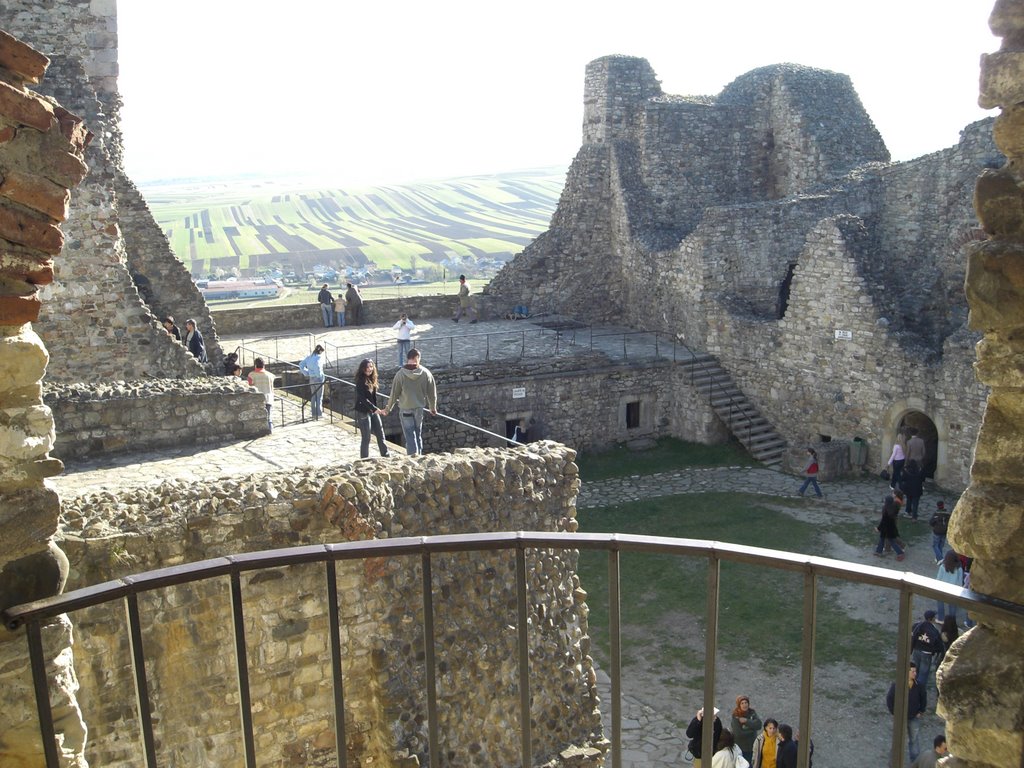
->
<box><xmin>0</xmin><ymin>169</ymin><xmax>70</xmax><ymax>221</ymax></box>
<box><xmin>0</xmin><ymin>79</ymin><xmax>53</xmax><ymax>131</ymax></box>
<box><xmin>974</xmin><ymin>168</ymin><xmax>1024</xmax><ymax>237</ymax></box>
<box><xmin>966</xmin><ymin>240</ymin><xmax>1024</xmax><ymax>331</ymax></box>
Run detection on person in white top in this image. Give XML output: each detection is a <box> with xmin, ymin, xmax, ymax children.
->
<box><xmin>247</xmin><ymin>357</ymin><xmax>275</xmax><ymax>432</ymax></box>
<box><xmin>392</xmin><ymin>313</ymin><xmax>416</xmax><ymax>367</ymax></box>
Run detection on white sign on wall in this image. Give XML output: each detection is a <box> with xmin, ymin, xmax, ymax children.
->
<box><xmin>834</xmin><ymin>329</ymin><xmax>853</xmax><ymax>340</ymax></box>
<box><xmin>512</xmin><ymin>387</ymin><xmax>526</xmax><ymax>399</ymax></box>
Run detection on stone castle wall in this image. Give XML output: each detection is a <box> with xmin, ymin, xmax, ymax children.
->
<box><xmin>54</xmin><ymin>445</ymin><xmax>602</xmax><ymax>768</ymax></box>
<box><xmin>0</xmin><ymin>27</ymin><xmax>91</xmax><ymax>768</ymax></box>
<box><xmin>45</xmin><ymin>377</ymin><xmax>270</xmax><ymax>459</ymax></box>
<box><xmin>1</xmin><ymin>2</ymin><xmax>223</xmax><ymax>380</ymax></box>
<box><xmin>490</xmin><ymin>55</ymin><xmax>1001</xmax><ymax>489</ymax></box>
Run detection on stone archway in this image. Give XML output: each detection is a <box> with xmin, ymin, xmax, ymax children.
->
<box><xmin>881</xmin><ymin>398</ymin><xmax>949</xmax><ymax>488</ymax></box>
<box><xmin>899</xmin><ymin>410</ymin><xmax>939</xmax><ymax>479</ymax></box>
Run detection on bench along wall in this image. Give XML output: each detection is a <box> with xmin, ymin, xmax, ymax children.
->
<box><xmin>45</xmin><ymin>378</ymin><xmax>269</xmax><ymax>460</ymax></box>
<box><xmin>53</xmin><ymin>445</ymin><xmax>604</xmax><ymax>768</ymax></box>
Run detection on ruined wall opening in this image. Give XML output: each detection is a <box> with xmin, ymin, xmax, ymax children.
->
<box><xmin>776</xmin><ymin>262</ymin><xmax>797</xmax><ymax>319</ymax></box>
<box><xmin>899</xmin><ymin>410</ymin><xmax>939</xmax><ymax>479</ymax></box>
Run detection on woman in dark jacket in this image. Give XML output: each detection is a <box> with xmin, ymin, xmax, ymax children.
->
<box><xmin>184</xmin><ymin>319</ymin><xmax>207</xmax><ymax>363</ymax></box>
<box><xmin>354</xmin><ymin>358</ymin><xmax>389</xmax><ymax>459</ymax></box>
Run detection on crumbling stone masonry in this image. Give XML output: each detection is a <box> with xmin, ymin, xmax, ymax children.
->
<box><xmin>0</xmin><ymin>28</ymin><xmax>90</xmax><ymax>768</ymax></box>
<box><xmin>54</xmin><ymin>445</ymin><xmax>602</xmax><ymax>768</ymax></box>
<box><xmin>1</xmin><ymin>1</ymin><xmax>223</xmax><ymax>379</ymax></box>
<box><xmin>489</xmin><ymin>57</ymin><xmax>1001</xmax><ymax>489</ymax></box>
<box><xmin>937</xmin><ymin>1</ymin><xmax>1024</xmax><ymax>765</ymax></box>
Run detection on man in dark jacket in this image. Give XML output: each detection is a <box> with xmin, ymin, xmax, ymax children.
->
<box><xmin>910</xmin><ymin>610</ymin><xmax>943</xmax><ymax>693</ymax></box>
<box><xmin>345</xmin><ymin>282</ymin><xmax>363</xmax><ymax>325</ymax></box>
<box><xmin>317</xmin><ymin>283</ymin><xmax>334</xmax><ymax>327</ymax></box>
<box><xmin>685</xmin><ymin>706</ymin><xmax>722</xmax><ymax>768</ymax></box>
<box><xmin>887</xmin><ymin>662</ymin><xmax>927</xmax><ymax>765</ymax></box>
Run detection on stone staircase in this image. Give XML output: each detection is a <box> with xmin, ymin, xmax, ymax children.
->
<box><xmin>680</xmin><ymin>353</ymin><xmax>787</xmax><ymax>467</ymax></box>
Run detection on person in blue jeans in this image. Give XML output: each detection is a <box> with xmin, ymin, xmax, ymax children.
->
<box><xmin>887</xmin><ymin>663</ymin><xmax>927</xmax><ymax>764</ymax></box>
<box><xmin>797</xmin><ymin>447</ymin><xmax>823</xmax><ymax>497</ymax></box>
<box><xmin>317</xmin><ymin>284</ymin><xmax>334</xmax><ymax>328</ymax></box>
<box><xmin>384</xmin><ymin>348</ymin><xmax>437</xmax><ymax>455</ymax></box>
<box><xmin>299</xmin><ymin>344</ymin><xmax>327</xmax><ymax>420</ymax></box>
<box><xmin>929</xmin><ymin>501</ymin><xmax>950</xmax><ymax>563</ymax></box>
<box><xmin>392</xmin><ymin>313</ymin><xmax>416</xmax><ymax>368</ymax></box>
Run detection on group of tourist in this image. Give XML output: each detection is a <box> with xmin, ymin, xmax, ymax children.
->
<box><xmin>162</xmin><ymin>315</ymin><xmax>208</xmax><ymax>363</ymax></box>
<box><xmin>684</xmin><ymin>697</ymin><xmax>812</xmax><ymax>768</ymax></box>
<box><xmin>318</xmin><ymin>282</ymin><xmax>364</xmax><ymax>327</ymax></box>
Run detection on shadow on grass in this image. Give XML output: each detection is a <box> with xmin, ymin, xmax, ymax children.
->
<box><xmin>577</xmin><ymin>437</ymin><xmax>757</xmax><ymax>482</ymax></box>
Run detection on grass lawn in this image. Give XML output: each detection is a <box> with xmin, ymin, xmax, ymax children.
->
<box><xmin>577</xmin><ymin>437</ymin><xmax>757</xmax><ymax>481</ymax></box>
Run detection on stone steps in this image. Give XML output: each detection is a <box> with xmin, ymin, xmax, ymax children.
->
<box><xmin>679</xmin><ymin>354</ymin><xmax>786</xmax><ymax>467</ymax></box>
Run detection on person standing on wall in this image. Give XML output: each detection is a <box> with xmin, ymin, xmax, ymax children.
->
<box><xmin>392</xmin><ymin>312</ymin><xmax>416</xmax><ymax>368</ymax></box>
<box><xmin>333</xmin><ymin>292</ymin><xmax>347</xmax><ymax>327</ymax></box>
<box><xmin>384</xmin><ymin>347</ymin><xmax>437</xmax><ymax>456</ymax></box>
<box><xmin>345</xmin><ymin>282</ymin><xmax>363</xmax><ymax>326</ymax></box>
<box><xmin>452</xmin><ymin>274</ymin><xmax>477</xmax><ymax>323</ymax></box>
<box><xmin>317</xmin><ymin>283</ymin><xmax>334</xmax><ymax>328</ymax></box>
<box><xmin>299</xmin><ymin>344</ymin><xmax>327</xmax><ymax>421</ymax></box>
<box><xmin>353</xmin><ymin>358</ymin><xmax>390</xmax><ymax>458</ymax></box>
<box><xmin>183</xmin><ymin>319</ymin><xmax>207</xmax><ymax>363</ymax></box>
<box><xmin>247</xmin><ymin>357</ymin><xmax>275</xmax><ymax>432</ymax></box>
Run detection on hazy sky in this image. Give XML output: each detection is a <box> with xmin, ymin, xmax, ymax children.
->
<box><xmin>117</xmin><ymin>1</ymin><xmax>998</xmax><ymax>185</ymax></box>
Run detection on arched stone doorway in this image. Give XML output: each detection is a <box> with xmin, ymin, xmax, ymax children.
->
<box><xmin>899</xmin><ymin>410</ymin><xmax>939</xmax><ymax>479</ymax></box>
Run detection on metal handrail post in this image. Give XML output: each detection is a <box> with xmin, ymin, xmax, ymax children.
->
<box><xmin>449</xmin><ymin>337</ymin><xmax>454</xmax><ymax>366</ymax></box>
<box><xmin>326</xmin><ymin>560</ymin><xmax>347</xmax><ymax>768</ymax></box>
<box><xmin>701</xmin><ymin>553</ymin><xmax>721</xmax><ymax>765</ymax></box>
<box><xmin>421</xmin><ymin>553</ymin><xmax>441</xmax><ymax>768</ymax></box>
<box><xmin>486</xmin><ymin>334</ymin><xmax>490</xmax><ymax>362</ymax></box>
<box><xmin>891</xmin><ymin>588</ymin><xmax>914</xmax><ymax>768</ymax></box>
<box><xmin>608</xmin><ymin>548</ymin><xmax>622</xmax><ymax>768</ymax></box>
<box><xmin>27</xmin><ymin>620</ymin><xmax>60</xmax><ymax>768</ymax></box>
<box><xmin>515</xmin><ymin>547</ymin><xmax>533</xmax><ymax>768</ymax></box>
<box><xmin>125</xmin><ymin>593</ymin><xmax>158</xmax><ymax>768</ymax></box>
<box><xmin>229</xmin><ymin>570</ymin><xmax>257</xmax><ymax>768</ymax></box>
<box><xmin>797</xmin><ymin>572</ymin><xmax>818</xmax><ymax>768</ymax></box>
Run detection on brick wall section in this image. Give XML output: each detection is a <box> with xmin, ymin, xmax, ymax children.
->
<box><xmin>489</xmin><ymin>56</ymin><xmax>1001</xmax><ymax>489</ymax></box>
<box><xmin>0</xmin><ymin>27</ymin><xmax>90</xmax><ymax>768</ymax></box>
<box><xmin>57</xmin><ymin>445</ymin><xmax>604</xmax><ymax>768</ymax></box>
<box><xmin>45</xmin><ymin>378</ymin><xmax>270</xmax><ymax>459</ymax></box>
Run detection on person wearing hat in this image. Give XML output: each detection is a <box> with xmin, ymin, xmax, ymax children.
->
<box><xmin>686</xmin><ymin>706</ymin><xmax>722</xmax><ymax>767</ymax></box>
<box><xmin>911</xmin><ymin>609</ymin><xmax>943</xmax><ymax>693</ymax></box>
<box><xmin>929</xmin><ymin>501</ymin><xmax>950</xmax><ymax>564</ymax></box>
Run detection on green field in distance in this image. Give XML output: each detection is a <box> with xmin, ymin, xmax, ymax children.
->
<box><xmin>141</xmin><ymin>168</ymin><xmax>565</xmax><ymax>277</ymax></box>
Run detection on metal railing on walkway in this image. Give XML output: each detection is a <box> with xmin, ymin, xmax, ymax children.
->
<box><xmin>4</xmin><ymin>532</ymin><xmax>1023</xmax><ymax>768</ymax></box>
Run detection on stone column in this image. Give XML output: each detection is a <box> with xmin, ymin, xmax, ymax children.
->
<box><xmin>936</xmin><ymin>2</ymin><xmax>1024</xmax><ymax>766</ymax></box>
<box><xmin>0</xmin><ymin>28</ymin><xmax>91</xmax><ymax>767</ymax></box>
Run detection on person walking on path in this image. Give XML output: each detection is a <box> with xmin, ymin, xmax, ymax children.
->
<box><xmin>875</xmin><ymin>494</ymin><xmax>906</xmax><ymax>560</ymax></box>
<box><xmin>318</xmin><ymin>283</ymin><xmax>334</xmax><ymax>328</ymax></box>
<box><xmin>906</xmin><ymin>427</ymin><xmax>926</xmax><ymax>468</ymax></box>
<box><xmin>247</xmin><ymin>357</ymin><xmax>275</xmax><ymax>432</ymax></box>
<box><xmin>345</xmin><ymin>282</ymin><xmax>363</xmax><ymax>326</ymax></box>
<box><xmin>392</xmin><ymin>313</ymin><xmax>416</xmax><ymax>367</ymax></box>
<box><xmin>299</xmin><ymin>344</ymin><xmax>327</xmax><ymax>421</ymax></box>
<box><xmin>183</xmin><ymin>319</ymin><xmax>208</xmax><ymax>363</ymax></box>
<box><xmin>333</xmin><ymin>293</ymin><xmax>347</xmax><ymax>327</ymax></box>
<box><xmin>886</xmin><ymin>662</ymin><xmax>927</xmax><ymax>765</ymax></box>
<box><xmin>929</xmin><ymin>501</ymin><xmax>950</xmax><ymax>564</ymax></box>
<box><xmin>354</xmin><ymin>358</ymin><xmax>390</xmax><ymax>459</ymax></box>
<box><xmin>730</xmin><ymin>695</ymin><xmax>762</xmax><ymax>765</ymax></box>
<box><xmin>452</xmin><ymin>274</ymin><xmax>477</xmax><ymax>323</ymax></box>
<box><xmin>385</xmin><ymin>348</ymin><xmax>437</xmax><ymax>456</ymax></box>
<box><xmin>797</xmin><ymin>447</ymin><xmax>823</xmax><ymax>497</ymax></box>
<box><xmin>910</xmin><ymin>609</ymin><xmax>943</xmax><ymax>693</ymax></box>
<box><xmin>935</xmin><ymin>551</ymin><xmax>964</xmax><ymax>624</ymax></box>
<box><xmin>900</xmin><ymin>459</ymin><xmax>925</xmax><ymax>520</ymax></box>
<box><xmin>685</xmin><ymin>707</ymin><xmax>723</xmax><ymax>768</ymax></box>
<box><xmin>162</xmin><ymin>316</ymin><xmax>181</xmax><ymax>341</ymax></box>
<box><xmin>885</xmin><ymin>431</ymin><xmax>908</xmax><ymax>489</ymax></box>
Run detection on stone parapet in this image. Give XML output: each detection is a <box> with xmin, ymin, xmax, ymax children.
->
<box><xmin>55</xmin><ymin>443</ymin><xmax>602</xmax><ymax>768</ymax></box>
<box><xmin>44</xmin><ymin>377</ymin><xmax>270</xmax><ymax>459</ymax></box>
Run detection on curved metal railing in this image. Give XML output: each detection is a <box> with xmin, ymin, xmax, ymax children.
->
<box><xmin>4</xmin><ymin>532</ymin><xmax>1023</xmax><ymax>768</ymax></box>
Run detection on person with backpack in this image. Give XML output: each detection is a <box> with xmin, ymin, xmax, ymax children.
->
<box><xmin>929</xmin><ymin>501</ymin><xmax>950</xmax><ymax>564</ymax></box>
<box><xmin>797</xmin><ymin>447</ymin><xmax>823</xmax><ymax>498</ymax></box>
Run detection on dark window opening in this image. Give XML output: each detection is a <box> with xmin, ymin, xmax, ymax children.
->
<box><xmin>506</xmin><ymin>417</ymin><xmax>528</xmax><ymax>445</ymax></box>
<box><xmin>819</xmin><ymin>434</ymin><xmax>832</xmax><ymax>442</ymax></box>
<box><xmin>626</xmin><ymin>401</ymin><xmax>641</xmax><ymax>429</ymax></box>
<box><xmin>777</xmin><ymin>262</ymin><xmax>797</xmax><ymax>319</ymax></box>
